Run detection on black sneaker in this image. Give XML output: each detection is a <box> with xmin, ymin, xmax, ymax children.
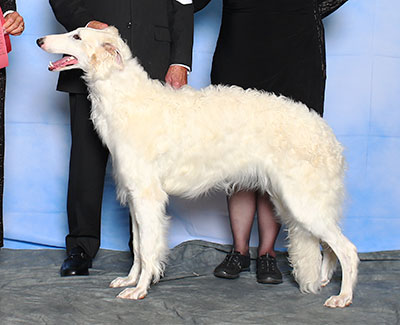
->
<box><xmin>256</xmin><ymin>254</ymin><xmax>283</xmax><ymax>284</ymax></box>
<box><xmin>214</xmin><ymin>250</ymin><xmax>250</xmax><ymax>279</ymax></box>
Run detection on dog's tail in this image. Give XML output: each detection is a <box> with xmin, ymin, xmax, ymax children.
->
<box><xmin>287</xmin><ymin>222</ymin><xmax>322</xmax><ymax>293</ymax></box>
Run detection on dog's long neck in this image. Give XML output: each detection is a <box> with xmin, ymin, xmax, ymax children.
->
<box><xmin>84</xmin><ymin>55</ymin><xmax>165</xmax><ymax>148</ymax></box>
<box><xmin>86</xmin><ymin>56</ymin><xmax>152</xmax><ymax>90</ymax></box>
<box><xmin>85</xmin><ymin>55</ymin><xmax>160</xmax><ymax>110</ymax></box>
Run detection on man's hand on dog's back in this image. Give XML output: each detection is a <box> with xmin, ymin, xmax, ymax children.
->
<box><xmin>165</xmin><ymin>65</ymin><xmax>188</xmax><ymax>89</ymax></box>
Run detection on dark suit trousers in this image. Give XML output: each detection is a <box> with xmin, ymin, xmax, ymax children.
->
<box><xmin>65</xmin><ymin>93</ymin><xmax>109</xmax><ymax>258</ymax></box>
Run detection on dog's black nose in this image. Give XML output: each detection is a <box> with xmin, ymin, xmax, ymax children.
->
<box><xmin>36</xmin><ymin>37</ymin><xmax>45</xmax><ymax>47</ymax></box>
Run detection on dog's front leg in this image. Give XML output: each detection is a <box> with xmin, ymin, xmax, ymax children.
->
<box><xmin>110</xmin><ymin>207</ymin><xmax>141</xmax><ymax>288</ymax></box>
<box><xmin>116</xmin><ymin>184</ymin><xmax>169</xmax><ymax>300</ymax></box>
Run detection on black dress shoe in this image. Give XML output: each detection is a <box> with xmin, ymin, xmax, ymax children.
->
<box><xmin>214</xmin><ymin>250</ymin><xmax>250</xmax><ymax>279</ymax></box>
<box><xmin>256</xmin><ymin>254</ymin><xmax>283</xmax><ymax>284</ymax></box>
<box><xmin>60</xmin><ymin>247</ymin><xmax>92</xmax><ymax>277</ymax></box>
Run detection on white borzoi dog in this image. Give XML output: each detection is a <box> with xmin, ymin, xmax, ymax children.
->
<box><xmin>37</xmin><ymin>27</ymin><xmax>359</xmax><ymax>308</ymax></box>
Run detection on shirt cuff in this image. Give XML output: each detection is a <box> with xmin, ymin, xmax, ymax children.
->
<box><xmin>3</xmin><ymin>10</ymin><xmax>14</xmax><ymax>17</ymax></box>
<box><xmin>175</xmin><ymin>0</ymin><xmax>193</xmax><ymax>4</ymax></box>
<box><xmin>170</xmin><ymin>63</ymin><xmax>191</xmax><ymax>73</ymax></box>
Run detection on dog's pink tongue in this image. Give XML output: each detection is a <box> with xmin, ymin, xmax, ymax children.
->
<box><xmin>48</xmin><ymin>55</ymin><xmax>78</xmax><ymax>71</ymax></box>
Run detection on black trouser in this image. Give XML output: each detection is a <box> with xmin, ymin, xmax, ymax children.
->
<box><xmin>65</xmin><ymin>93</ymin><xmax>109</xmax><ymax>258</ymax></box>
<box><xmin>65</xmin><ymin>93</ymin><xmax>133</xmax><ymax>258</ymax></box>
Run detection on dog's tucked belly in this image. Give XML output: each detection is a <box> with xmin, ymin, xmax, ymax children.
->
<box><xmin>159</xmin><ymin>151</ymin><xmax>274</xmax><ymax>198</ymax></box>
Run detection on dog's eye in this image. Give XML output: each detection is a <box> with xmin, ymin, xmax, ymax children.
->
<box><xmin>73</xmin><ymin>34</ymin><xmax>81</xmax><ymax>40</ymax></box>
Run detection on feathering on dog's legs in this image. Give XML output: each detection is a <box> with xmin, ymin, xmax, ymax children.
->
<box><xmin>115</xmin><ymin>184</ymin><xmax>169</xmax><ymax>300</ymax></box>
<box><xmin>280</xmin><ymin>169</ymin><xmax>358</xmax><ymax>307</ymax></box>
<box><xmin>110</xmin><ymin>206</ymin><xmax>141</xmax><ymax>288</ymax></box>
<box><xmin>287</xmin><ymin>224</ymin><xmax>322</xmax><ymax>294</ymax></box>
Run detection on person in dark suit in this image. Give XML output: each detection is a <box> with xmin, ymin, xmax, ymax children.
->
<box><xmin>0</xmin><ymin>0</ymin><xmax>24</xmax><ymax>248</ymax></box>
<box><xmin>49</xmin><ymin>0</ymin><xmax>194</xmax><ymax>276</ymax></box>
<box><xmin>193</xmin><ymin>0</ymin><xmax>347</xmax><ymax>284</ymax></box>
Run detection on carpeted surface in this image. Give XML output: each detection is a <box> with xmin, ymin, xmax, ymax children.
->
<box><xmin>0</xmin><ymin>240</ymin><xmax>399</xmax><ymax>324</ymax></box>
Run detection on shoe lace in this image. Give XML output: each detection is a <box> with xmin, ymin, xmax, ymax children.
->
<box><xmin>259</xmin><ymin>255</ymin><xmax>276</xmax><ymax>272</ymax></box>
<box><xmin>224</xmin><ymin>252</ymin><xmax>241</xmax><ymax>267</ymax></box>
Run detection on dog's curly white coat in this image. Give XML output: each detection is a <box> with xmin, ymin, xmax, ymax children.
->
<box><xmin>39</xmin><ymin>27</ymin><xmax>359</xmax><ymax>308</ymax></box>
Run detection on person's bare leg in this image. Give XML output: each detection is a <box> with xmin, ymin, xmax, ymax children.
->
<box><xmin>255</xmin><ymin>192</ymin><xmax>283</xmax><ymax>284</ymax></box>
<box><xmin>213</xmin><ymin>190</ymin><xmax>255</xmax><ymax>279</ymax></box>
<box><xmin>228</xmin><ymin>190</ymin><xmax>257</xmax><ymax>255</ymax></box>
<box><xmin>256</xmin><ymin>193</ymin><xmax>281</xmax><ymax>257</ymax></box>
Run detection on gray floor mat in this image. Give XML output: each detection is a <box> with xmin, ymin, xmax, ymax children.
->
<box><xmin>0</xmin><ymin>240</ymin><xmax>399</xmax><ymax>324</ymax></box>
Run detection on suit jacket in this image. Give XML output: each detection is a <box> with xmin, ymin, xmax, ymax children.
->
<box><xmin>0</xmin><ymin>0</ymin><xmax>16</xmax><ymax>13</ymax></box>
<box><xmin>49</xmin><ymin>0</ymin><xmax>194</xmax><ymax>93</ymax></box>
<box><xmin>193</xmin><ymin>0</ymin><xmax>348</xmax><ymax>16</ymax></box>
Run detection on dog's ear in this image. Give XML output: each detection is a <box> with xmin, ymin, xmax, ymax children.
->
<box><xmin>102</xmin><ymin>42</ymin><xmax>124</xmax><ymax>69</ymax></box>
<box><xmin>104</xmin><ymin>26</ymin><xmax>119</xmax><ymax>36</ymax></box>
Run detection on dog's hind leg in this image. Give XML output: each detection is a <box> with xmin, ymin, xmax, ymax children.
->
<box><xmin>320</xmin><ymin>241</ymin><xmax>337</xmax><ymax>287</ymax></box>
<box><xmin>280</xmin><ymin>163</ymin><xmax>358</xmax><ymax>307</ymax></box>
<box><xmin>287</xmin><ymin>222</ymin><xmax>322</xmax><ymax>294</ymax></box>
<box><xmin>117</xmin><ymin>183</ymin><xmax>169</xmax><ymax>300</ymax></box>
<box><xmin>296</xmin><ymin>211</ymin><xmax>358</xmax><ymax>308</ymax></box>
<box><xmin>110</xmin><ymin>204</ymin><xmax>142</xmax><ymax>288</ymax></box>
<box><xmin>318</xmin><ymin>228</ymin><xmax>359</xmax><ymax>308</ymax></box>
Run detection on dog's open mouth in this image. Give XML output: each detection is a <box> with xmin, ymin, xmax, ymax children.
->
<box><xmin>48</xmin><ymin>55</ymin><xmax>78</xmax><ymax>71</ymax></box>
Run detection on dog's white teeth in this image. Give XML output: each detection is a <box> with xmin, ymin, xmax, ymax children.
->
<box><xmin>48</xmin><ymin>61</ymin><xmax>54</xmax><ymax>67</ymax></box>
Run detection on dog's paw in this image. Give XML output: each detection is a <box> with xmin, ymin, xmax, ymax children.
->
<box><xmin>299</xmin><ymin>281</ymin><xmax>321</xmax><ymax>294</ymax></box>
<box><xmin>117</xmin><ymin>287</ymin><xmax>148</xmax><ymax>300</ymax></box>
<box><xmin>324</xmin><ymin>294</ymin><xmax>352</xmax><ymax>308</ymax></box>
<box><xmin>109</xmin><ymin>276</ymin><xmax>137</xmax><ymax>288</ymax></box>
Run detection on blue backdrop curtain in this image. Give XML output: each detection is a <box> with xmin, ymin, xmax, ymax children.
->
<box><xmin>2</xmin><ymin>0</ymin><xmax>400</xmax><ymax>252</ymax></box>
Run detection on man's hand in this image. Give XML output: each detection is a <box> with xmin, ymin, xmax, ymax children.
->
<box><xmin>165</xmin><ymin>65</ymin><xmax>188</xmax><ymax>89</ymax></box>
<box><xmin>3</xmin><ymin>12</ymin><xmax>24</xmax><ymax>36</ymax></box>
<box><xmin>87</xmin><ymin>20</ymin><xmax>109</xmax><ymax>29</ymax></box>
